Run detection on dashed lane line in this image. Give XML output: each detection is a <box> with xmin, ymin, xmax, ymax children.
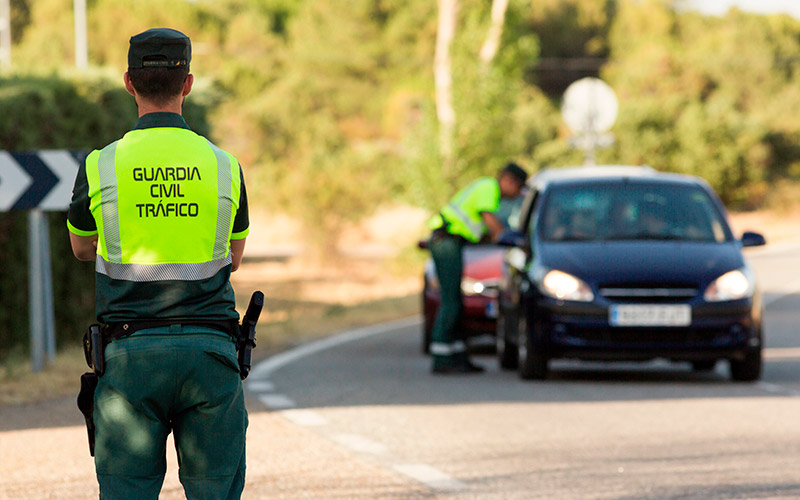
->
<box><xmin>393</xmin><ymin>464</ymin><xmax>467</xmax><ymax>491</ymax></box>
<box><xmin>280</xmin><ymin>409</ymin><xmax>328</xmax><ymax>427</ymax></box>
<box><xmin>257</xmin><ymin>393</ymin><xmax>296</xmax><ymax>409</ymax></box>
<box><xmin>245</xmin><ymin>380</ymin><xmax>275</xmax><ymax>393</ymax></box>
<box><xmin>331</xmin><ymin>434</ymin><xmax>389</xmax><ymax>455</ymax></box>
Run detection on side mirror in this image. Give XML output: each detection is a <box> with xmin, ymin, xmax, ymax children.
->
<box><xmin>497</xmin><ymin>230</ymin><xmax>526</xmax><ymax>248</ymax></box>
<box><xmin>741</xmin><ymin>231</ymin><xmax>766</xmax><ymax>248</ymax></box>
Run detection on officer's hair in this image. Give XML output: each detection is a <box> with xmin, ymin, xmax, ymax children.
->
<box><xmin>128</xmin><ymin>67</ymin><xmax>190</xmax><ymax>105</ymax></box>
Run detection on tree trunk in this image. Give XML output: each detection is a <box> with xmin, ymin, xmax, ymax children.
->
<box><xmin>434</xmin><ymin>0</ymin><xmax>458</xmax><ymax>167</ymax></box>
<box><xmin>479</xmin><ymin>0</ymin><xmax>509</xmax><ymax>64</ymax></box>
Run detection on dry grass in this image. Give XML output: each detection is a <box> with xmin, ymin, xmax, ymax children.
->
<box><xmin>0</xmin><ymin>346</ymin><xmax>88</xmax><ymax>406</ymax></box>
<box><xmin>0</xmin><ymin>253</ymin><xmax>423</xmax><ymax>408</ymax></box>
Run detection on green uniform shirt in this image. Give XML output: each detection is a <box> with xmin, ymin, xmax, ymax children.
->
<box><xmin>430</xmin><ymin>177</ymin><xmax>501</xmax><ymax>242</ymax></box>
<box><xmin>67</xmin><ymin>112</ymin><xmax>249</xmax><ymax>323</ymax></box>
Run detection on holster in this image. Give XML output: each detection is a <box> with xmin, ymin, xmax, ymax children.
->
<box><xmin>77</xmin><ymin>372</ymin><xmax>98</xmax><ymax>456</ymax></box>
<box><xmin>78</xmin><ymin>324</ymin><xmax>105</xmax><ymax>457</ymax></box>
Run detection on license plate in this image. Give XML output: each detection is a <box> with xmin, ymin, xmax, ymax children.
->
<box><xmin>609</xmin><ymin>304</ymin><xmax>691</xmax><ymax>327</ymax></box>
<box><xmin>485</xmin><ymin>300</ymin><xmax>498</xmax><ymax>319</ymax></box>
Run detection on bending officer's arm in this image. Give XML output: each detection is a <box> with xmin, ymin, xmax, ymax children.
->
<box><xmin>482</xmin><ymin>211</ymin><xmax>505</xmax><ymax>242</ymax></box>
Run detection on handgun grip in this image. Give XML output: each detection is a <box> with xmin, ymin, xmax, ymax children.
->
<box><xmin>242</xmin><ymin>291</ymin><xmax>264</xmax><ymax>325</ymax></box>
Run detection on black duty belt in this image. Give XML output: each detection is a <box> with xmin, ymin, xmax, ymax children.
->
<box><xmin>432</xmin><ymin>227</ymin><xmax>467</xmax><ymax>244</ymax></box>
<box><xmin>104</xmin><ymin>319</ymin><xmax>238</xmax><ymax>341</ymax></box>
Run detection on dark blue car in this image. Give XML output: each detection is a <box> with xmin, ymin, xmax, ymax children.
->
<box><xmin>496</xmin><ymin>166</ymin><xmax>766</xmax><ymax>381</ymax></box>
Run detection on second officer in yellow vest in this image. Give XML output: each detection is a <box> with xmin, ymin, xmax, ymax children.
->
<box><xmin>428</xmin><ymin>162</ymin><xmax>527</xmax><ymax>374</ymax></box>
<box><xmin>67</xmin><ymin>28</ymin><xmax>249</xmax><ymax>500</ymax></box>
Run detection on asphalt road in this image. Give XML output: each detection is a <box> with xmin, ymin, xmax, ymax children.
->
<box><xmin>245</xmin><ymin>241</ymin><xmax>800</xmax><ymax>500</ymax></box>
<box><xmin>2</xmin><ymin>243</ymin><xmax>800</xmax><ymax>499</ymax></box>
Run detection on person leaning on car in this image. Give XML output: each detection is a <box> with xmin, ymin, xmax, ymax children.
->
<box><xmin>427</xmin><ymin>162</ymin><xmax>527</xmax><ymax>374</ymax></box>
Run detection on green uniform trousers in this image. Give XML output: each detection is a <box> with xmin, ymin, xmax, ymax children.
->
<box><xmin>93</xmin><ymin>325</ymin><xmax>247</xmax><ymax>500</ymax></box>
<box><xmin>430</xmin><ymin>234</ymin><xmax>467</xmax><ymax>367</ymax></box>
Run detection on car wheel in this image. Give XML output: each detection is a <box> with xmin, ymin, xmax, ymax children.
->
<box><xmin>729</xmin><ymin>348</ymin><xmax>762</xmax><ymax>382</ymax></box>
<box><xmin>422</xmin><ymin>278</ymin><xmax>433</xmax><ymax>355</ymax></box>
<box><xmin>517</xmin><ymin>315</ymin><xmax>548</xmax><ymax>380</ymax></box>
<box><xmin>496</xmin><ymin>305</ymin><xmax>518</xmax><ymax>370</ymax></box>
<box><xmin>422</xmin><ymin>320</ymin><xmax>432</xmax><ymax>355</ymax></box>
<box><xmin>691</xmin><ymin>360</ymin><xmax>717</xmax><ymax>372</ymax></box>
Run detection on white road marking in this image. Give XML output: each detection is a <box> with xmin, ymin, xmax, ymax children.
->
<box><xmin>393</xmin><ymin>464</ymin><xmax>466</xmax><ymax>491</ymax></box>
<box><xmin>258</xmin><ymin>394</ymin><xmax>296</xmax><ymax>409</ymax></box>
<box><xmin>756</xmin><ymin>382</ymin><xmax>800</xmax><ymax>397</ymax></box>
<box><xmin>764</xmin><ymin>347</ymin><xmax>800</xmax><ymax>360</ymax></box>
<box><xmin>331</xmin><ymin>434</ymin><xmax>388</xmax><ymax>455</ymax></box>
<box><xmin>249</xmin><ymin>316</ymin><xmax>421</xmax><ymax>380</ymax></box>
<box><xmin>245</xmin><ymin>380</ymin><xmax>275</xmax><ymax>393</ymax></box>
<box><xmin>280</xmin><ymin>409</ymin><xmax>328</xmax><ymax>427</ymax></box>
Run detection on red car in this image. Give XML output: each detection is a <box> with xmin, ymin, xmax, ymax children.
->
<box><xmin>420</xmin><ymin>244</ymin><xmax>505</xmax><ymax>353</ymax></box>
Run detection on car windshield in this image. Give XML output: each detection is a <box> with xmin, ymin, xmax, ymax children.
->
<box><xmin>539</xmin><ymin>182</ymin><xmax>730</xmax><ymax>243</ymax></box>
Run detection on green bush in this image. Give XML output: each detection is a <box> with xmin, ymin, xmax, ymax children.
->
<box><xmin>0</xmin><ymin>74</ymin><xmax>211</xmax><ymax>360</ymax></box>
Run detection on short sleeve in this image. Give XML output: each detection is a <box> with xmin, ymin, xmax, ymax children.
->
<box><xmin>473</xmin><ymin>178</ymin><xmax>501</xmax><ymax>214</ymax></box>
<box><xmin>66</xmin><ymin>158</ymin><xmax>97</xmax><ymax>236</ymax></box>
<box><xmin>231</xmin><ymin>167</ymin><xmax>249</xmax><ymax>240</ymax></box>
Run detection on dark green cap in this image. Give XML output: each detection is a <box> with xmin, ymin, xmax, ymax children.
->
<box><xmin>128</xmin><ymin>28</ymin><xmax>191</xmax><ymax>69</ymax></box>
<box><xmin>501</xmin><ymin>161</ymin><xmax>528</xmax><ymax>185</ymax></box>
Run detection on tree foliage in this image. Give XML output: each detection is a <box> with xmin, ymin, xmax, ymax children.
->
<box><xmin>7</xmin><ymin>0</ymin><xmax>800</xmax><ymax>238</ymax></box>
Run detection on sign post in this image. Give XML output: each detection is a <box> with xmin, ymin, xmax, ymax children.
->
<box><xmin>561</xmin><ymin>77</ymin><xmax>619</xmax><ymax>166</ymax></box>
<box><xmin>0</xmin><ymin>151</ymin><xmax>85</xmax><ymax>372</ymax></box>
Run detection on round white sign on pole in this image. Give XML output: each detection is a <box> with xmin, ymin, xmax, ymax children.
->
<box><xmin>561</xmin><ymin>77</ymin><xmax>618</xmax><ymax>134</ymax></box>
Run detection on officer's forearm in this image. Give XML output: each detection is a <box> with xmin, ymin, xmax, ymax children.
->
<box><xmin>481</xmin><ymin>212</ymin><xmax>504</xmax><ymax>242</ymax></box>
<box><xmin>70</xmin><ymin>233</ymin><xmax>98</xmax><ymax>261</ymax></box>
<box><xmin>230</xmin><ymin>238</ymin><xmax>246</xmax><ymax>272</ymax></box>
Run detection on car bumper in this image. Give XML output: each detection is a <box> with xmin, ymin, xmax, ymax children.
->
<box><xmin>424</xmin><ymin>291</ymin><xmax>498</xmax><ymax>336</ymax></box>
<box><xmin>529</xmin><ymin>297</ymin><xmax>761</xmax><ymax>361</ymax></box>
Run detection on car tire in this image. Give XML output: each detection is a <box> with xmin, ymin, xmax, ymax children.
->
<box><xmin>422</xmin><ymin>321</ymin><xmax>432</xmax><ymax>355</ymax></box>
<box><xmin>518</xmin><ymin>315</ymin><xmax>548</xmax><ymax>380</ymax></box>
<box><xmin>691</xmin><ymin>360</ymin><xmax>717</xmax><ymax>372</ymax></box>
<box><xmin>422</xmin><ymin>278</ymin><xmax>433</xmax><ymax>355</ymax></box>
<box><xmin>496</xmin><ymin>305</ymin><xmax>518</xmax><ymax>370</ymax></box>
<box><xmin>729</xmin><ymin>348</ymin><xmax>762</xmax><ymax>382</ymax></box>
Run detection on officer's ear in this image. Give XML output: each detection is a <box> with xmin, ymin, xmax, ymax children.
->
<box><xmin>182</xmin><ymin>74</ymin><xmax>194</xmax><ymax>97</ymax></box>
<box><xmin>123</xmin><ymin>72</ymin><xmax>137</xmax><ymax>97</ymax></box>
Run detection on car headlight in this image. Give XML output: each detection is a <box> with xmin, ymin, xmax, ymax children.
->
<box><xmin>539</xmin><ymin>270</ymin><xmax>594</xmax><ymax>302</ymax></box>
<box><xmin>704</xmin><ymin>268</ymin><xmax>755</xmax><ymax>302</ymax></box>
<box><xmin>461</xmin><ymin>278</ymin><xmax>499</xmax><ymax>297</ymax></box>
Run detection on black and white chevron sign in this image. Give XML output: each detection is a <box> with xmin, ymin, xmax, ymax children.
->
<box><xmin>0</xmin><ymin>150</ymin><xmax>88</xmax><ymax>211</ymax></box>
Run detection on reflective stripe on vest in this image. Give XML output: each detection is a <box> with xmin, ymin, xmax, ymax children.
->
<box><xmin>209</xmin><ymin>140</ymin><xmax>233</xmax><ymax>260</ymax></box>
<box><xmin>98</xmin><ymin>141</ymin><xmax>122</xmax><ymax>262</ymax></box>
<box><xmin>87</xmin><ymin>128</ymin><xmax>240</xmax><ymax>282</ymax></box>
<box><xmin>440</xmin><ymin>179</ymin><xmax>497</xmax><ymax>242</ymax></box>
<box><xmin>444</xmin><ymin>201</ymin><xmax>485</xmax><ymax>240</ymax></box>
<box><xmin>96</xmin><ymin>254</ymin><xmax>232</xmax><ymax>281</ymax></box>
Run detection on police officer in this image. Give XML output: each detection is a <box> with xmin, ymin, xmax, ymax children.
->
<box><xmin>67</xmin><ymin>28</ymin><xmax>249</xmax><ymax>499</ymax></box>
<box><xmin>428</xmin><ymin>162</ymin><xmax>527</xmax><ymax>374</ymax></box>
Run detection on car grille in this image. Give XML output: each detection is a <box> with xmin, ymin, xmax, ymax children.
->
<box><xmin>564</xmin><ymin>327</ymin><xmax>736</xmax><ymax>345</ymax></box>
<box><xmin>599</xmin><ymin>287</ymin><xmax>698</xmax><ymax>303</ymax></box>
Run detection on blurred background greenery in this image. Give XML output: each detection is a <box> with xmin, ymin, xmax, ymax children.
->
<box><xmin>3</xmin><ymin>0</ymin><xmax>800</xmax><ymax>359</ymax></box>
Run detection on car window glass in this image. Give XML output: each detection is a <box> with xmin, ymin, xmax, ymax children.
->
<box><xmin>496</xmin><ymin>194</ymin><xmax>525</xmax><ymax>229</ymax></box>
<box><xmin>539</xmin><ymin>182</ymin><xmax>729</xmax><ymax>243</ymax></box>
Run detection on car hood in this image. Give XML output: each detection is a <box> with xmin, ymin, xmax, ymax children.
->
<box><xmin>463</xmin><ymin>246</ymin><xmax>505</xmax><ymax>281</ymax></box>
<box><xmin>425</xmin><ymin>245</ymin><xmax>505</xmax><ymax>281</ymax></box>
<box><xmin>537</xmin><ymin>241</ymin><xmax>745</xmax><ymax>287</ymax></box>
